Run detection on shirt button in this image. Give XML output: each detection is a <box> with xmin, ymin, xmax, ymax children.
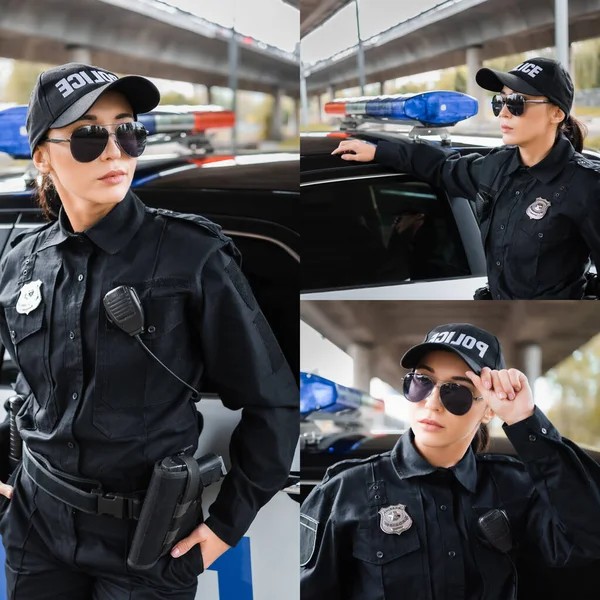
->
<box><xmin>67</xmin><ymin>442</ymin><xmax>74</xmax><ymax>449</ymax></box>
<box><xmin>147</xmin><ymin>325</ymin><xmax>156</xmax><ymax>334</ymax></box>
<box><xmin>78</xmin><ymin>274</ymin><xmax>84</xmax><ymax>282</ymax></box>
<box><xmin>372</xmin><ymin>485</ymin><xmax>379</xmax><ymax>490</ymax></box>
<box><xmin>538</xmin><ymin>233</ymin><xmax>543</xmax><ymax>238</ymax></box>
<box><xmin>376</xmin><ymin>551</ymin><xmax>384</xmax><ymax>559</ymax></box>
<box><xmin>500</xmin><ymin>225</ymin><xmax>505</xmax><ymax>230</ymax></box>
<box><xmin>22</xmin><ymin>269</ymin><xmax>27</xmax><ymax>275</ymax></box>
<box><xmin>69</xmin><ymin>331</ymin><xmax>75</xmax><ymax>340</ymax></box>
<box><xmin>529</xmin><ymin>434</ymin><xmax>537</xmax><ymax>442</ymax></box>
<box><xmin>440</xmin><ymin>504</ymin><xmax>447</xmax><ymax>511</ymax></box>
<box><xmin>496</xmin><ymin>261</ymin><xmax>501</xmax><ymax>266</ymax></box>
<box><xmin>10</xmin><ymin>331</ymin><xmax>15</xmax><ymax>339</ymax></box>
<box><xmin>72</xmin><ymin>392</ymin><xmax>78</xmax><ymax>400</ymax></box>
<box><xmin>24</xmin><ymin>259</ymin><xmax>30</xmax><ymax>265</ymax></box>
<box><xmin>448</xmin><ymin>551</ymin><xmax>456</xmax><ymax>558</ymax></box>
<box><xmin>541</xmin><ymin>428</ymin><xmax>548</xmax><ymax>434</ymax></box>
<box><xmin>515</xmin><ymin>191</ymin><xmax>520</xmax><ymax>195</ymax></box>
<box><xmin>374</xmin><ymin>494</ymin><xmax>381</xmax><ymax>500</ymax></box>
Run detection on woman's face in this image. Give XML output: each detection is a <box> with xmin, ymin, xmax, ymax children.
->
<box><xmin>498</xmin><ymin>86</ymin><xmax>564</xmax><ymax>147</ymax></box>
<box><xmin>33</xmin><ymin>90</ymin><xmax>137</xmax><ymax>209</ymax></box>
<box><xmin>407</xmin><ymin>350</ymin><xmax>494</xmax><ymax>450</ymax></box>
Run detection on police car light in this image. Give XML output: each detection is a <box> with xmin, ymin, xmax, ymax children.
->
<box><xmin>0</xmin><ymin>106</ymin><xmax>30</xmax><ymax>159</ymax></box>
<box><xmin>0</xmin><ymin>104</ymin><xmax>235</xmax><ymax>159</ymax></box>
<box><xmin>324</xmin><ymin>91</ymin><xmax>478</xmax><ymax>127</ymax></box>
<box><xmin>300</xmin><ymin>372</ymin><xmax>363</xmax><ymax>416</ymax></box>
<box><xmin>138</xmin><ymin>105</ymin><xmax>235</xmax><ymax>135</ymax></box>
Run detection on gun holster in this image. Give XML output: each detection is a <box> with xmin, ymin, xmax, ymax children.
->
<box><xmin>127</xmin><ymin>452</ymin><xmax>224</xmax><ymax>570</ymax></box>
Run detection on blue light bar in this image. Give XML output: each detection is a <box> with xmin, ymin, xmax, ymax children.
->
<box><xmin>0</xmin><ymin>106</ymin><xmax>30</xmax><ymax>159</ymax></box>
<box><xmin>325</xmin><ymin>91</ymin><xmax>479</xmax><ymax>127</ymax></box>
<box><xmin>300</xmin><ymin>372</ymin><xmax>363</xmax><ymax>416</ymax></box>
<box><xmin>0</xmin><ymin>104</ymin><xmax>233</xmax><ymax>158</ymax></box>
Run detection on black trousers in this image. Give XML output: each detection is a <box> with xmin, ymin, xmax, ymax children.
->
<box><xmin>0</xmin><ymin>464</ymin><xmax>203</xmax><ymax>599</ymax></box>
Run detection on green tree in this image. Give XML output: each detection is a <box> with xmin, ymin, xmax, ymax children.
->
<box><xmin>3</xmin><ymin>61</ymin><xmax>53</xmax><ymax>103</ymax></box>
<box><xmin>545</xmin><ymin>333</ymin><xmax>600</xmax><ymax>447</ymax></box>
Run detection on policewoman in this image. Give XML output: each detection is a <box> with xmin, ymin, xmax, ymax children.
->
<box><xmin>300</xmin><ymin>323</ymin><xmax>600</xmax><ymax>599</ymax></box>
<box><xmin>0</xmin><ymin>63</ymin><xmax>298</xmax><ymax>599</ymax></box>
<box><xmin>332</xmin><ymin>57</ymin><xmax>600</xmax><ymax>299</ymax></box>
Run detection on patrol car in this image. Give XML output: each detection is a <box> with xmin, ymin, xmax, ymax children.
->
<box><xmin>300</xmin><ymin>372</ymin><xmax>600</xmax><ymax>600</ymax></box>
<box><xmin>301</xmin><ymin>91</ymin><xmax>600</xmax><ymax>300</ymax></box>
<box><xmin>0</xmin><ymin>104</ymin><xmax>299</xmax><ymax>600</ymax></box>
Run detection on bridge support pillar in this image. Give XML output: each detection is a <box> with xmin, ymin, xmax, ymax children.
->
<box><xmin>466</xmin><ymin>45</ymin><xmax>485</xmax><ymax>124</ymax></box>
<box><xmin>349</xmin><ymin>344</ymin><xmax>373</xmax><ymax>394</ymax></box>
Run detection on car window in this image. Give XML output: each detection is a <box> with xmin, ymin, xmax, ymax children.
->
<box><xmin>302</xmin><ymin>177</ymin><xmax>471</xmax><ymax>291</ymax></box>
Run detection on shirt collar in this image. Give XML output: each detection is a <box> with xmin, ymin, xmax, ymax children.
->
<box><xmin>46</xmin><ymin>190</ymin><xmax>145</xmax><ymax>255</ymax></box>
<box><xmin>505</xmin><ymin>134</ymin><xmax>574</xmax><ymax>184</ymax></box>
<box><xmin>391</xmin><ymin>428</ymin><xmax>478</xmax><ymax>493</ymax></box>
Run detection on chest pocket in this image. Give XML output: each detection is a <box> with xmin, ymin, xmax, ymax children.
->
<box><xmin>352</xmin><ymin>516</ymin><xmax>424</xmax><ymax>600</ymax></box>
<box><xmin>94</xmin><ymin>281</ymin><xmax>197</xmax><ymax>440</ymax></box>
<box><xmin>4</xmin><ymin>251</ymin><xmax>62</xmax><ymax>433</ymax></box>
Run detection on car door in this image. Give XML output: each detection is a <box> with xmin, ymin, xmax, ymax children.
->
<box><xmin>301</xmin><ymin>168</ymin><xmax>486</xmax><ymax>299</ymax></box>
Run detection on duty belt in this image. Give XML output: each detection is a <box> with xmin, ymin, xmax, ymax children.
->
<box><xmin>22</xmin><ymin>444</ymin><xmax>144</xmax><ymax>520</ymax></box>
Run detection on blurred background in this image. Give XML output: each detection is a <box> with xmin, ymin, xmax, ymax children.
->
<box><xmin>299</xmin><ymin>0</ymin><xmax>600</xmax><ymax>149</ymax></box>
<box><xmin>0</xmin><ymin>0</ymin><xmax>300</xmax><ymax>168</ymax></box>
<box><xmin>301</xmin><ymin>300</ymin><xmax>600</xmax><ymax>448</ymax></box>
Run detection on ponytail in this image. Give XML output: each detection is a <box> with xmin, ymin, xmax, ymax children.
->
<box><xmin>471</xmin><ymin>422</ymin><xmax>490</xmax><ymax>453</ymax></box>
<box><xmin>559</xmin><ymin>115</ymin><xmax>588</xmax><ymax>153</ymax></box>
<box><xmin>35</xmin><ymin>172</ymin><xmax>60</xmax><ymax>221</ymax></box>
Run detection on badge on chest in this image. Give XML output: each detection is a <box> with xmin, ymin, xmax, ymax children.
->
<box><xmin>526</xmin><ymin>197</ymin><xmax>551</xmax><ymax>220</ymax></box>
<box><xmin>379</xmin><ymin>504</ymin><xmax>413</xmax><ymax>535</ymax></box>
<box><xmin>16</xmin><ymin>280</ymin><xmax>43</xmax><ymax>315</ymax></box>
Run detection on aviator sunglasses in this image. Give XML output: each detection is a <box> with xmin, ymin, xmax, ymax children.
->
<box><xmin>402</xmin><ymin>371</ymin><xmax>483</xmax><ymax>416</ymax></box>
<box><xmin>42</xmin><ymin>121</ymin><xmax>147</xmax><ymax>163</ymax></box>
<box><xmin>491</xmin><ymin>93</ymin><xmax>551</xmax><ymax>117</ymax></box>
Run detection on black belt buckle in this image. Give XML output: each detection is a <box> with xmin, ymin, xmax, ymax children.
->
<box><xmin>94</xmin><ymin>490</ymin><xmax>142</xmax><ymax>519</ymax></box>
<box><xmin>96</xmin><ymin>490</ymin><xmax>127</xmax><ymax>518</ymax></box>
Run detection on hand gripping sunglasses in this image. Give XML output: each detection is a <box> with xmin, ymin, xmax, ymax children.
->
<box><xmin>402</xmin><ymin>371</ymin><xmax>483</xmax><ymax>416</ymax></box>
<box><xmin>42</xmin><ymin>121</ymin><xmax>147</xmax><ymax>163</ymax></box>
<box><xmin>491</xmin><ymin>93</ymin><xmax>551</xmax><ymax>117</ymax></box>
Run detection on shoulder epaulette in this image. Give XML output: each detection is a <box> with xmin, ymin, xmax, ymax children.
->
<box><xmin>148</xmin><ymin>207</ymin><xmax>226</xmax><ymax>241</ymax></box>
<box><xmin>322</xmin><ymin>452</ymin><xmax>388</xmax><ymax>484</ymax></box>
<box><xmin>10</xmin><ymin>221</ymin><xmax>54</xmax><ymax>249</ymax></box>
<box><xmin>574</xmin><ymin>155</ymin><xmax>600</xmax><ymax>174</ymax></box>
<box><xmin>476</xmin><ymin>453</ymin><xmax>524</xmax><ymax>467</ymax></box>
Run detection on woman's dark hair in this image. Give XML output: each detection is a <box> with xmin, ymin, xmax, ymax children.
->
<box><xmin>35</xmin><ymin>172</ymin><xmax>60</xmax><ymax>221</ymax></box>
<box><xmin>471</xmin><ymin>422</ymin><xmax>490</xmax><ymax>453</ymax></box>
<box><xmin>558</xmin><ymin>115</ymin><xmax>588</xmax><ymax>153</ymax></box>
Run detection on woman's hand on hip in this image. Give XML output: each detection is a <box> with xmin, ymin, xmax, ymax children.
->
<box><xmin>330</xmin><ymin>139</ymin><xmax>376</xmax><ymax>162</ymax></box>
<box><xmin>170</xmin><ymin>522</ymin><xmax>230</xmax><ymax>569</ymax></box>
<box><xmin>465</xmin><ymin>367</ymin><xmax>535</xmax><ymax>426</ymax></box>
<box><xmin>0</xmin><ymin>481</ymin><xmax>13</xmax><ymax>499</ymax></box>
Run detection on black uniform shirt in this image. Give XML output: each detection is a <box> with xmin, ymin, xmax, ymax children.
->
<box><xmin>300</xmin><ymin>408</ymin><xmax>600</xmax><ymax>600</ymax></box>
<box><xmin>0</xmin><ymin>190</ymin><xmax>298</xmax><ymax>547</ymax></box>
<box><xmin>375</xmin><ymin>135</ymin><xmax>600</xmax><ymax>299</ymax></box>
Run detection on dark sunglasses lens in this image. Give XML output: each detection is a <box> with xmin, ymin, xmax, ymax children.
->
<box><xmin>404</xmin><ymin>373</ymin><xmax>434</xmax><ymax>403</ymax></box>
<box><xmin>116</xmin><ymin>122</ymin><xmax>147</xmax><ymax>158</ymax></box>
<box><xmin>491</xmin><ymin>95</ymin><xmax>503</xmax><ymax>117</ymax></box>
<box><xmin>506</xmin><ymin>95</ymin><xmax>524</xmax><ymax>117</ymax></box>
<box><xmin>70</xmin><ymin>126</ymin><xmax>108</xmax><ymax>163</ymax></box>
<box><xmin>439</xmin><ymin>384</ymin><xmax>473</xmax><ymax>415</ymax></box>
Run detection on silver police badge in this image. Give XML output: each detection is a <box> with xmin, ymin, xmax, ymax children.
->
<box><xmin>378</xmin><ymin>504</ymin><xmax>413</xmax><ymax>535</ymax></box>
<box><xmin>16</xmin><ymin>280</ymin><xmax>43</xmax><ymax>315</ymax></box>
<box><xmin>526</xmin><ymin>197</ymin><xmax>551</xmax><ymax>220</ymax></box>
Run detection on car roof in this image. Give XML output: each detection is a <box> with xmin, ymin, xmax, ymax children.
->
<box><xmin>300</xmin><ymin>130</ymin><xmax>600</xmax><ymax>163</ymax></box>
<box><xmin>0</xmin><ymin>152</ymin><xmax>299</xmax><ymax>196</ymax></box>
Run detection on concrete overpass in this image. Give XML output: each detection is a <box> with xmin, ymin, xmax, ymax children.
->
<box><xmin>304</xmin><ymin>0</ymin><xmax>600</xmax><ymax>101</ymax></box>
<box><xmin>300</xmin><ymin>0</ymin><xmax>352</xmax><ymax>37</ymax></box>
<box><xmin>301</xmin><ymin>300</ymin><xmax>600</xmax><ymax>393</ymax></box>
<box><xmin>0</xmin><ymin>0</ymin><xmax>300</xmax><ymax>96</ymax></box>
